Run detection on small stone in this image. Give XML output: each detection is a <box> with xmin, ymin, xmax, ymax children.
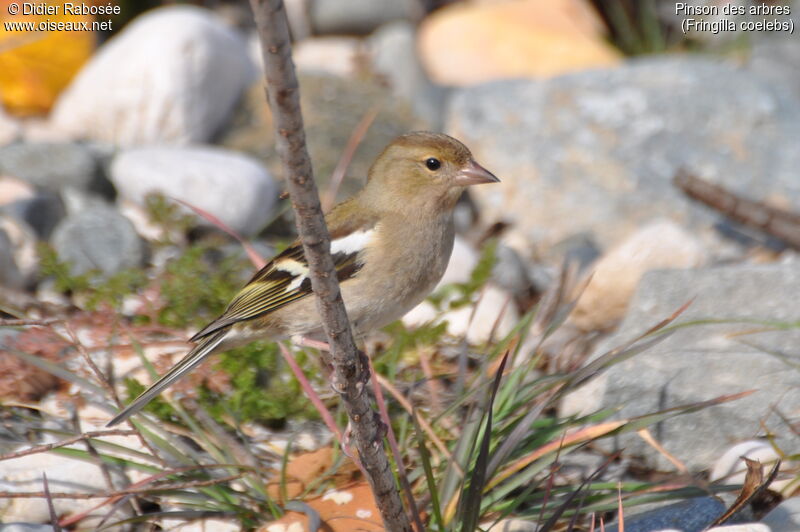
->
<box><xmin>491</xmin><ymin>243</ymin><xmax>537</xmax><ymax>304</ymax></box>
<box><xmin>110</xmin><ymin>146</ymin><xmax>278</xmax><ymax>237</ymax></box>
<box><xmin>368</xmin><ymin>21</ymin><xmax>448</xmax><ymax>129</ymax></box>
<box><xmin>0</xmin><ymin>524</ymin><xmax>57</xmax><ymax>532</ymax></box>
<box><xmin>157</xmin><ymin>518</ymin><xmax>240</xmax><ymax>532</ymax></box>
<box><xmin>308</xmin><ymin>0</ymin><xmax>419</xmax><ymax>35</ymax></box>
<box><xmin>569</xmin><ymin>220</ymin><xmax>708</xmax><ymax>332</ymax></box>
<box><xmin>440</xmin><ymin>236</ymin><xmax>478</xmax><ymax>287</ymax></box>
<box><xmin>51</xmin><ymin>206</ymin><xmax>145</xmax><ymax>277</ymax></box>
<box><xmin>0</xmin><ymin>105</ymin><xmax>22</xmax><ymax>147</ymax></box>
<box><xmin>445</xmin><ymin>284</ymin><xmax>519</xmax><ymax>344</ymax></box>
<box><xmin>284</xmin><ymin>0</ymin><xmax>312</xmax><ymax>40</ymax></box>
<box><xmin>763</xmin><ymin>497</ymin><xmax>800</xmax><ymax>532</ymax></box>
<box><xmin>220</xmin><ymin>73</ymin><xmax>424</xmax><ymax>203</ymax></box>
<box><xmin>0</xmin><ymin>142</ymin><xmax>99</xmax><ymax>192</ymax></box>
<box><xmin>0</xmin><ymin>229</ymin><xmax>23</xmax><ymax>290</ymax></box>
<box><xmin>705</xmin><ymin>525</ymin><xmax>771</xmax><ymax>532</ymax></box>
<box><xmin>481</xmin><ymin>518</ymin><xmax>538</xmax><ymax>531</ymax></box>
<box><xmin>710</xmin><ymin>440</ymin><xmax>784</xmax><ymax>489</ymax></box>
<box><xmin>603</xmin><ymin>496</ymin><xmax>727</xmax><ymax>532</ymax></box>
<box><xmin>548</xmin><ymin>232</ymin><xmax>602</xmax><ymax>272</ymax></box>
<box><xmin>0</xmin><ymin>216</ymin><xmax>37</xmax><ymax>289</ymax></box>
<box><xmin>0</xmin><ymin>452</ymin><xmax>130</xmax><ymax>527</ymax></box>
<box><xmin>293</xmin><ymin>37</ymin><xmax>364</xmax><ymax>78</ymax></box>
<box><xmin>404</xmin><ymin>284</ymin><xmax>519</xmax><ymax>345</ymax></box>
<box><xmin>418</xmin><ymin>0</ymin><xmax>620</xmax><ymax>87</ymax></box>
<box><xmin>50</xmin><ymin>6</ymin><xmax>255</xmax><ymax>145</ymax></box>
<box><xmin>3</xmin><ymin>191</ymin><xmax>66</xmax><ymax>240</ymax></box>
<box><xmin>0</xmin><ymin>177</ymin><xmax>35</xmax><ymax>206</ymax></box>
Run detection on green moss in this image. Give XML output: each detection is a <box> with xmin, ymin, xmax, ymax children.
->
<box><xmin>143</xmin><ymin>193</ymin><xmax>195</xmax><ymax>243</ymax></box>
<box><xmin>37</xmin><ymin>243</ymin><xmax>147</xmax><ymax>310</ymax></box>
<box><xmin>156</xmin><ymin>243</ymin><xmax>248</xmax><ymax>329</ymax></box>
<box><xmin>123</xmin><ymin>341</ymin><xmax>317</xmax><ymax>427</ymax></box>
<box><xmin>202</xmin><ymin>341</ymin><xmax>317</xmax><ymax>426</ymax></box>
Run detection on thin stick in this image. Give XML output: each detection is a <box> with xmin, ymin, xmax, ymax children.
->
<box><xmin>0</xmin><ymin>474</ymin><xmax>243</xmax><ymax>500</ymax></box>
<box><xmin>369</xmin><ymin>357</ymin><xmax>425</xmax><ymax>532</ymax></box>
<box><xmin>278</xmin><ymin>343</ymin><xmax>344</xmax><ymax>444</ymax></box>
<box><xmin>322</xmin><ymin>107</ymin><xmax>379</xmax><ymax>212</ymax></box>
<box><xmin>674</xmin><ymin>170</ymin><xmax>800</xmax><ymax>249</ymax></box>
<box><xmin>248</xmin><ymin>1</ymin><xmax>412</xmax><ymax>530</ymax></box>
<box><xmin>375</xmin><ymin>373</ymin><xmax>462</xmax><ymax>477</ymax></box>
<box><xmin>0</xmin><ymin>430</ymin><xmax>138</xmax><ymax>462</ymax></box>
<box><xmin>0</xmin><ymin>318</ymin><xmax>62</xmax><ymax>327</ymax></box>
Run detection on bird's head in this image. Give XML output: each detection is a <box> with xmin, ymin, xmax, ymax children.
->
<box><xmin>364</xmin><ymin>131</ymin><xmax>499</xmax><ymax>212</ymax></box>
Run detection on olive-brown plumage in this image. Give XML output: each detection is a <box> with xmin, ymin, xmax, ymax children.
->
<box><xmin>108</xmin><ymin>132</ymin><xmax>498</xmax><ymax>426</ymax></box>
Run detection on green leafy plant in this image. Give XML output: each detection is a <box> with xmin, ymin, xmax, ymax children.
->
<box><xmin>37</xmin><ymin>243</ymin><xmax>148</xmax><ymax>310</ymax></box>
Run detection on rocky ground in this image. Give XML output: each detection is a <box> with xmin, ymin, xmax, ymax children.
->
<box><xmin>1</xmin><ymin>0</ymin><xmax>799</xmax><ymax>530</ymax></box>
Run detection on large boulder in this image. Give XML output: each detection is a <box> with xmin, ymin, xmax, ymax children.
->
<box><xmin>110</xmin><ymin>145</ymin><xmax>278</xmax><ymax>237</ymax></box>
<box><xmin>447</xmin><ymin>57</ymin><xmax>800</xmax><ymax>258</ymax></box>
<box><xmin>50</xmin><ymin>6</ymin><xmax>255</xmax><ymax>145</ymax></box>
<box><xmin>562</xmin><ymin>263</ymin><xmax>800</xmax><ymax>471</ymax></box>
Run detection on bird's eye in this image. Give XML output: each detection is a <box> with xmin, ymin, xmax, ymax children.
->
<box><xmin>425</xmin><ymin>157</ymin><xmax>441</xmax><ymax>171</ymax></box>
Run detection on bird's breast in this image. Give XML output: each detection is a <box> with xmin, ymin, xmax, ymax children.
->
<box><xmin>343</xmin><ymin>213</ymin><xmax>455</xmax><ymax>333</ymax></box>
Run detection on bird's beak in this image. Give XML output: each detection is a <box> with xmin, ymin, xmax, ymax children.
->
<box><xmin>453</xmin><ymin>159</ymin><xmax>500</xmax><ymax>186</ymax></box>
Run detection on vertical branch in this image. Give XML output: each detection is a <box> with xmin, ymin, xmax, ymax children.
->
<box><xmin>247</xmin><ymin>1</ymin><xmax>413</xmax><ymax>531</ymax></box>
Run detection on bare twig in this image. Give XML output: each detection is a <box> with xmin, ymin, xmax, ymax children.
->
<box><xmin>322</xmin><ymin>107</ymin><xmax>379</xmax><ymax>212</ymax></box>
<box><xmin>172</xmin><ymin>197</ymin><xmax>266</xmax><ymax>268</ymax></box>
<box><xmin>369</xmin><ymin>357</ymin><xmax>425</xmax><ymax>532</ymax></box>
<box><xmin>0</xmin><ymin>430</ymin><xmax>138</xmax><ymax>461</ymax></box>
<box><xmin>0</xmin><ymin>318</ymin><xmax>62</xmax><ymax>327</ymax></box>
<box><xmin>248</xmin><ymin>1</ymin><xmax>412</xmax><ymax>530</ymax></box>
<box><xmin>0</xmin><ymin>474</ymin><xmax>243</xmax><ymax>499</ymax></box>
<box><xmin>42</xmin><ymin>473</ymin><xmax>63</xmax><ymax>532</ymax></box>
<box><xmin>674</xmin><ymin>170</ymin><xmax>800</xmax><ymax>249</ymax></box>
<box><xmin>376</xmin><ymin>372</ymin><xmax>461</xmax><ymax>473</ymax></box>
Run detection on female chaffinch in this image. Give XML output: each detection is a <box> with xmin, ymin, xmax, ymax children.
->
<box><xmin>108</xmin><ymin>131</ymin><xmax>499</xmax><ymax>426</ymax></box>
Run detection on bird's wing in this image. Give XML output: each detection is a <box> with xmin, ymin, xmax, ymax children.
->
<box><xmin>190</xmin><ymin>208</ymin><xmax>379</xmax><ymax>341</ymax></box>
<box><xmin>108</xmin><ymin>207</ymin><xmax>380</xmax><ymax>427</ymax></box>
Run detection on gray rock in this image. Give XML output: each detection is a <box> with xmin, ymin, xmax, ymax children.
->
<box><xmin>706</xmin><ymin>525</ymin><xmax>771</xmax><ymax>532</ymax></box>
<box><xmin>605</xmin><ymin>496</ymin><xmax>728</xmax><ymax>532</ymax></box>
<box><xmin>0</xmin><ymin>216</ymin><xmax>38</xmax><ymax>289</ymax></box>
<box><xmin>368</xmin><ymin>21</ymin><xmax>448</xmax><ymax>129</ymax></box>
<box><xmin>3</xmin><ymin>191</ymin><xmax>66</xmax><ymax>239</ymax></box>
<box><xmin>491</xmin><ymin>243</ymin><xmax>538</xmax><ymax>305</ymax></box>
<box><xmin>0</xmin><ymin>229</ymin><xmax>23</xmax><ymax>289</ymax></box>
<box><xmin>0</xmin><ymin>525</ymin><xmax>56</xmax><ymax>532</ymax></box>
<box><xmin>0</xmin><ymin>451</ymin><xmax>130</xmax><ymax>527</ymax></box>
<box><xmin>548</xmin><ymin>232</ymin><xmax>602</xmax><ymax>271</ymax></box>
<box><xmin>744</xmin><ymin>38</ymin><xmax>800</xmax><ymax>104</ymax></box>
<box><xmin>447</xmin><ymin>57</ymin><xmax>800</xmax><ymax>256</ymax></box>
<box><xmin>51</xmin><ymin>206</ymin><xmax>145</xmax><ymax>276</ymax></box>
<box><xmin>220</xmin><ymin>73</ymin><xmax>424</xmax><ymax>203</ymax></box>
<box><xmin>50</xmin><ymin>6</ymin><xmax>255</xmax><ymax>145</ymax></box>
<box><xmin>0</xmin><ymin>143</ymin><xmax>100</xmax><ymax>192</ymax></box>
<box><xmin>110</xmin><ymin>146</ymin><xmax>278</xmax><ymax>237</ymax></box>
<box><xmin>763</xmin><ymin>497</ymin><xmax>800</xmax><ymax>532</ymax></box>
<box><xmin>309</xmin><ymin>0</ymin><xmax>420</xmax><ymax>35</ymax></box>
<box><xmin>562</xmin><ymin>264</ymin><xmax>800</xmax><ymax>471</ymax></box>
<box><xmin>481</xmin><ymin>519</ymin><xmax>537</xmax><ymax>531</ymax></box>
<box><xmin>0</xmin><ymin>105</ymin><xmax>21</xmax><ymax>146</ymax></box>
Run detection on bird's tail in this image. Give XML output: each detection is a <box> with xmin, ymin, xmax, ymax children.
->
<box><xmin>106</xmin><ymin>327</ymin><xmax>231</xmax><ymax>427</ymax></box>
